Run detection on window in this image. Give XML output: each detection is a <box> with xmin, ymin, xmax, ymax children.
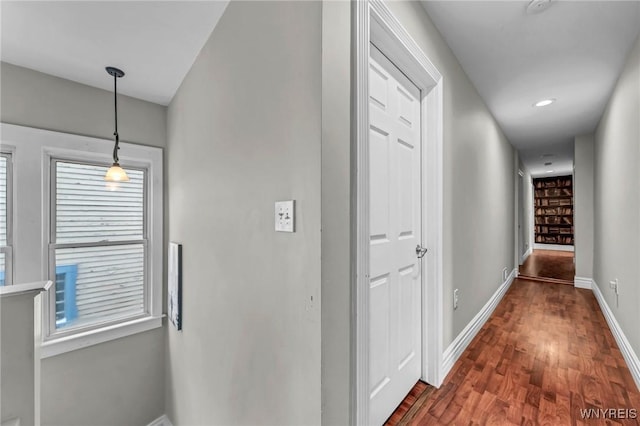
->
<box><xmin>55</xmin><ymin>264</ymin><xmax>78</xmax><ymax>326</ymax></box>
<box><xmin>49</xmin><ymin>161</ymin><xmax>147</xmax><ymax>335</ymax></box>
<box><xmin>0</xmin><ymin>153</ymin><xmax>12</xmax><ymax>286</ymax></box>
<box><xmin>1</xmin><ymin>123</ymin><xmax>162</xmax><ymax>357</ymax></box>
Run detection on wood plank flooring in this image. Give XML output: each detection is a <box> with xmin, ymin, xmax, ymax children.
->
<box><xmin>385</xmin><ymin>381</ymin><xmax>435</xmax><ymax>425</ymax></box>
<box><xmin>519</xmin><ymin>249</ymin><xmax>575</xmax><ymax>284</ymax></box>
<box><xmin>385</xmin><ymin>278</ymin><xmax>640</xmax><ymax>425</ymax></box>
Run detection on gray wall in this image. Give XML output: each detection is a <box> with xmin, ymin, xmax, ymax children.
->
<box><xmin>593</xmin><ymin>34</ymin><xmax>640</xmax><ymax>358</ymax></box>
<box><xmin>385</xmin><ymin>1</ymin><xmax>515</xmax><ymax>349</ymax></box>
<box><xmin>40</xmin><ymin>329</ymin><xmax>165</xmax><ymax>426</ymax></box>
<box><xmin>574</xmin><ymin>134</ymin><xmax>595</xmax><ymax>279</ymax></box>
<box><xmin>0</xmin><ymin>62</ymin><xmax>165</xmax><ymax>147</ymax></box>
<box><xmin>320</xmin><ymin>1</ymin><xmax>352</xmax><ymax>425</ymax></box>
<box><xmin>165</xmin><ymin>2</ymin><xmax>322</xmax><ymax>424</ymax></box>
<box><xmin>1</xmin><ymin>292</ymin><xmax>39</xmax><ymax>426</ymax></box>
<box><xmin>0</xmin><ymin>62</ymin><xmax>166</xmax><ymax>426</ymax></box>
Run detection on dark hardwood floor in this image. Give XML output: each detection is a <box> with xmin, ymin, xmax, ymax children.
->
<box><xmin>519</xmin><ymin>249</ymin><xmax>575</xmax><ymax>284</ymax></box>
<box><xmin>385</xmin><ymin>278</ymin><xmax>640</xmax><ymax>425</ymax></box>
<box><xmin>385</xmin><ymin>381</ymin><xmax>435</xmax><ymax>425</ymax></box>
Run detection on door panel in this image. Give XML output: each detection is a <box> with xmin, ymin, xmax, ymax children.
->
<box><xmin>369</xmin><ymin>275</ymin><xmax>391</xmax><ymax>396</ymax></box>
<box><xmin>368</xmin><ymin>45</ymin><xmax>422</xmax><ymax>426</ymax></box>
<box><xmin>369</xmin><ymin>127</ymin><xmax>391</xmax><ymax>240</ymax></box>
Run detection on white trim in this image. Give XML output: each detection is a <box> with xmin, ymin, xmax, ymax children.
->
<box><xmin>514</xmin><ymin>156</ymin><xmax>521</xmax><ymax>271</ymax></box>
<box><xmin>442</xmin><ymin>269</ymin><xmax>516</xmax><ymax>379</ymax></box>
<box><xmin>520</xmin><ymin>246</ymin><xmax>532</xmax><ymax>264</ymax></box>
<box><xmin>34</xmin><ymin>292</ymin><xmax>44</xmax><ymax>426</ymax></box>
<box><xmin>592</xmin><ymin>281</ymin><xmax>640</xmax><ymax>390</ymax></box>
<box><xmin>41</xmin><ymin>315</ymin><xmax>163</xmax><ymax>358</ymax></box>
<box><xmin>421</xmin><ymin>61</ymin><xmax>444</xmax><ymax>390</ymax></box>
<box><xmin>574</xmin><ymin>276</ymin><xmax>592</xmax><ymax>289</ymax></box>
<box><xmin>147</xmin><ymin>415</ymin><xmax>174</xmax><ymax>426</ymax></box>
<box><xmin>533</xmin><ymin>243</ymin><xmax>574</xmax><ymax>252</ymax></box>
<box><xmin>354</xmin><ymin>1</ymin><xmax>370</xmax><ymax>424</ymax></box>
<box><xmin>0</xmin><ymin>280</ymin><xmax>51</xmax><ymax>297</ymax></box>
<box><xmin>354</xmin><ymin>1</ymin><xmax>445</xmax><ymax>424</ymax></box>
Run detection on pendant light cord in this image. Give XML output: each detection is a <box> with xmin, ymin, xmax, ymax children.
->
<box><xmin>113</xmin><ymin>73</ymin><xmax>120</xmax><ymax>164</ymax></box>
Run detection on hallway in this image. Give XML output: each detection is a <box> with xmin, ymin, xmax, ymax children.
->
<box><xmin>386</xmin><ymin>279</ymin><xmax>640</xmax><ymax>425</ymax></box>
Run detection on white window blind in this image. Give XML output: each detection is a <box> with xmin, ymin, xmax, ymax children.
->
<box><xmin>0</xmin><ymin>154</ymin><xmax>12</xmax><ymax>286</ymax></box>
<box><xmin>52</xmin><ymin>161</ymin><xmax>146</xmax><ymax>331</ymax></box>
<box><xmin>55</xmin><ymin>162</ymin><xmax>144</xmax><ymax>243</ymax></box>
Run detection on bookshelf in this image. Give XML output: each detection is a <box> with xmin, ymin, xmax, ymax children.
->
<box><xmin>534</xmin><ymin>175</ymin><xmax>573</xmax><ymax>245</ymax></box>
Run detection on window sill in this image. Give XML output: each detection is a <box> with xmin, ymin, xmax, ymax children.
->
<box><xmin>40</xmin><ymin>315</ymin><xmax>164</xmax><ymax>359</ymax></box>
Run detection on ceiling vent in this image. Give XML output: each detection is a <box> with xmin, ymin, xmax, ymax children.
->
<box><xmin>526</xmin><ymin>0</ymin><xmax>553</xmax><ymax>14</ymax></box>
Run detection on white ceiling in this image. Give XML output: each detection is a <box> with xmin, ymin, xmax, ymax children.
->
<box><xmin>421</xmin><ymin>1</ymin><xmax>640</xmax><ymax>177</ymax></box>
<box><xmin>1</xmin><ymin>1</ymin><xmax>229</xmax><ymax>106</ymax></box>
<box><xmin>2</xmin><ymin>1</ymin><xmax>639</xmax><ymax>174</ymax></box>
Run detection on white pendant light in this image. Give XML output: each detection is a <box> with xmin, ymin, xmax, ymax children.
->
<box><xmin>104</xmin><ymin>66</ymin><xmax>129</xmax><ymax>182</ymax></box>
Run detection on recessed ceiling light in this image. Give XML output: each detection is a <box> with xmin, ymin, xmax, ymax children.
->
<box><xmin>541</xmin><ymin>153</ymin><xmax>554</xmax><ymax>158</ymax></box>
<box><xmin>534</xmin><ymin>99</ymin><xmax>556</xmax><ymax>107</ymax></box>
<box><xmin>544</xmin><ymin>162</ymin><xmax>553</xmax><ymax>166</ymax></box>
<box><xmin>545</xmin><ymin>170</ymin><xmax>555</xmax><ymax>173</ymax></box>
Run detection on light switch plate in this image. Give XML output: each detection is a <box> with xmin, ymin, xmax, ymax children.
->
<box><xmin>275</xmin><ymin>200</ymin><xmax>295</xmax><ymax>232</ymax></box>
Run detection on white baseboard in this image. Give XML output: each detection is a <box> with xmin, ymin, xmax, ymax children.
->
<box><xmin>147</xmin><ymin>415</ymin><xmax>173</xmax><ymax>426</ymax></box>
<box><xmin>533</xmin><ymin>243</ymin><xmax>574</xmax><ymax>252</ymax></box>
<box><xmin>592</xmin><ymin>281</ymin><xmax>640</xmax><ymax>391</ymax></box>
<box><xmin>520</xmin><ymin>246</ymin><xmax>532</xmax><ymax>264</ymax></box>
<box><xmin>441</xmin><ymin>268</ymin><xmax>516</xmax><ymax>379</ymax></box>
<box><xmin>574</xmin><ymin>276</ymin><xmax>592</xmax><ymax>289</ymax></box>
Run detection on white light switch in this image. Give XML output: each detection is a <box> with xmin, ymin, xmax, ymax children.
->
<box><xmin>275</xmin><ymin>200</ymin><xmax>295</xmax><ymax>232</ymax></box>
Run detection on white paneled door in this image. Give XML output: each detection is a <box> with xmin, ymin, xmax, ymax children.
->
<box><xmin>368</xmin><ymin>45</ymin><xmax>423</xmax><ymax>426</ymax></box>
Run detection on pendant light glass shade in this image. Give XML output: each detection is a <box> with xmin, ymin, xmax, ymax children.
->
<box><xmin>105</xmin><ymin>163</ymin><xmax>129</xmax><ymax>182</ymax></box>
<box><xmin>104</xmin><ymin>66</ymin><xmax>129</xmax><ymax>183</ymax></box>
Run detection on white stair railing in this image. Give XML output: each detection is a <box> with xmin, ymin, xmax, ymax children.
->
<box><xmin>0</xmin><ymin>281</ymin><xmax>52</xmax><ymax>426</ymax></box>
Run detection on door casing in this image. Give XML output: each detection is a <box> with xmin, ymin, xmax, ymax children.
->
<box><xmin>354</xmin><ymin>1</ymin><xmax>444</xmax><ymax>425</ymax></box>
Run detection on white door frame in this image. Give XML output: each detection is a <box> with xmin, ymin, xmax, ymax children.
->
<box><xmin>354</xmin><ymin>1</ymin><xmax>444</xmax><ymax>425</ymax></box>
<box><xmin>518</xmin><ymin>169</ymin><xmax>525</xmax><ymax>265</ymax></box>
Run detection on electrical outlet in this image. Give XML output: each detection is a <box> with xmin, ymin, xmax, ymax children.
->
<box><xmin>610</xmin><ymin>278</ymin><xmax>620</xmax><ymax>308</ymax></box>
<box><xmin>453</xmin><ymin>289</ymin><xmax>459</xmax><ymax>310</ymax></box>
<box><xmin>609</xmin><ymin>278</ymin><xmax>620</xmax><ymax>294</ymax></box>
<box><xmin>275</xmin><ymin>200</ymin><xmax>295</xmax><ymax>232</ymax></box>
<box><xmin>502</xmin><ymin>267</ymin><xmax>508</xmax><ymax>282</ymax></box>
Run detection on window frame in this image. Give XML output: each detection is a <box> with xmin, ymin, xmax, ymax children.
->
<box><xmin>47</xmin><ymin>158</ymin><xmax>150</xmax><ymax>340</ymax></box>
<box><xmin>0</xmin><ymin>123</ymin><xmax>163</xmax><ymax>358</ymax></box>
<box><xmin>0</xmin><ymin>151</ymin><xmax>14</xmax><ymax>286</ymax></box>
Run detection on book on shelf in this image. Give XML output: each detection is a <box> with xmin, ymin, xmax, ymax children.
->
<box><xmin>533</xmin><ymin>175</ymin><xmax>573</xmax><ymax>245</ymax></box>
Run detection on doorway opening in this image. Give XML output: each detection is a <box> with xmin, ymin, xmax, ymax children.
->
<box><xmin>520</xmin><ymin>174</ymin><xmax>574</xmax><ymax>284</ymax></box>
